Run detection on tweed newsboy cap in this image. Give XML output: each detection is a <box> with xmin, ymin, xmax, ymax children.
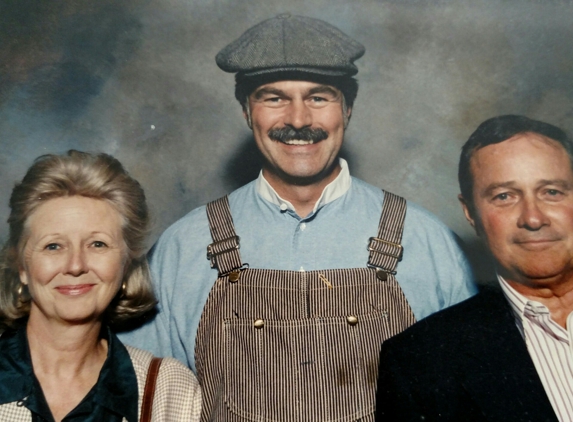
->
<box><xmin>216</xmin><ymin>13</ymin><xmax>365</xmax><ymax>77</ymax></box>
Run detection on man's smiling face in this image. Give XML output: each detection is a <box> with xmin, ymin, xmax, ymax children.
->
<box><xmin>246</xmin><ymin>80</ymin><xmax>349</xmax><ymax>186</ymax></box>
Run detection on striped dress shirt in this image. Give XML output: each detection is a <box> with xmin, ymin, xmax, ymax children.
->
<box><xmin>499</xmin><ymin>275</ymin><xmax>573</xmax><ymax>422</ymax></box>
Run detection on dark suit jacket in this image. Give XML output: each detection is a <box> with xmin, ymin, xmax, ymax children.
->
<box><xmin>375</xmin><ymin>286</ymin><xmax>558</xmax><ymax>422</ymax></box>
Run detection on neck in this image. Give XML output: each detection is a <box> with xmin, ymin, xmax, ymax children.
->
<box><xmin>505</xmin><ymin>273</ymin><xmax>573</xmax><ymax>328</ymax></box>
<box><xmin>263</xmin><ymin>163</ymin><xmax>342</xmax><ymax>218</ymax></box>
<box><xmin>26</xmin><ymin>310</ymin><xmax>106</xmax><ymax>376</ymax></box>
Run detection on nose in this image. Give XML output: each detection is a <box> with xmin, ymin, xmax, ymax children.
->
<box><xmin>284</xmin><ymin>99</ymin><xmax>312</xmax><ymax>129</ymax></box>
<box><xmin>517</xmin><ymin>197</ymin><xmax>550</xmax><ymax>231</ymax></box>
<box><xmin>65</xmin><ymin>247</ymin><xmax>89</xmax><ymax>276</ymax></box>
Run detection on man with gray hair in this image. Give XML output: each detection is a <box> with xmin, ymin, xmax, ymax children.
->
<box><xmin>120</xmin><ymin>14</ymin><xmax>476</xmax><ymax>421</ymax></box>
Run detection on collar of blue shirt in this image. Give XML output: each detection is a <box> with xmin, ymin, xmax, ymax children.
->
<box><xmin>255</xmin><ymin>158</ymin><xmax>352</xmax><ymax>215</ymax></box>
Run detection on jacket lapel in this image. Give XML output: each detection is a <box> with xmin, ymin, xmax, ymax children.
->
<box><xmin>459</xmin><ymin>287</ymin><xmax>557</xmax><ymax>422</ymax></box>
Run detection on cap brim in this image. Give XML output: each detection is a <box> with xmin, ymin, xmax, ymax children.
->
<box><xmin>239</xmin><ymin>66</ymin><xmax>356</xmax><ymax>78</ymax></box>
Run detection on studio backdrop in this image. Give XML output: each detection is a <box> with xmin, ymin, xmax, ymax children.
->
<box><xmin>2</xmin><ymin>0</ymin><xmax>572</xmax><ymax>281</ymax></box>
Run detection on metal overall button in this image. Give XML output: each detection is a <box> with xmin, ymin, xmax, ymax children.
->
<box><xmin>228</xmin><ymin>270</ymin><xmax>241</xmax><ymax>283</ymax></box>
<box><xmin>346</xmin><ymin>315</ymin><xmax>358</xmax><ymax>326</ymax></box>
<box><xmin>376</xmin><ymin>268</ymin><xmax>388</xmax><ymax>281</ymax></box>
<box><xmin>254</xmin><ymin>319</ymin><xmax>264</xmax><ymax>329</ymax></box>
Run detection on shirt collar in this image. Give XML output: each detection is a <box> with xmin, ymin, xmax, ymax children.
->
<box><xmin>255</xmin><ymin>157</ymin><xmax>351</xmax><ymax>215</ymax></box>
<box><xmin>94</xmin><ymin>327</ymin><xmax>139</xmax><ymax>421</ymax></box>
<box><xmin>498</xmin><ymin>274</ymin><xmax>529</xmax><ymax>318</ymax></box>
<box><xmin>0</xmin><ymin>325</ymin><xmax>138</xmax><ymax>422</ymax></box>
<box><xmin>0</xmin><ymin>325</ymin><xmax>34</xmax><ymax>404</ymax></box>
<box><xmin>498</xmin><ymin>274</ymin><xmax>572</xmax><ymax>343</ymax></box>
<box><xmin>498</xmin><ymin>274</ymin><xmax>559</xmax><ymax>318</ymax></box>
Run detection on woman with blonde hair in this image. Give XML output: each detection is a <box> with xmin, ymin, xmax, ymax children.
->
<box><xmin>0</xmin><ymin>150</ymin><xmax>201</xmax><ymax>421</ymax></box>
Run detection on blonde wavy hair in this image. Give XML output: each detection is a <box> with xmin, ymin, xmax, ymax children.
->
<box><xmin>0</xmin><ymin>150</ymin><xmax>156</xmax><ymax>330</ymax></box>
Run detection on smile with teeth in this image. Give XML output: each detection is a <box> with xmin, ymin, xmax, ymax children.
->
<box><xmin>282</xmin><ymin>139</ymin><xmax>315</xmax><ymax>145</ymax></box>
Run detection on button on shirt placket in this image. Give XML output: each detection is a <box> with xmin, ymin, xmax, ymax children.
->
<box><xmin>283</xmin><ymin>205</ymin><xmax>315</xmax><ymax>315</ymax></box>
<box><xmin>280</xmin><ymin>202</ymin><xmax>313</xmax><ymax>272</ymax></box>
<box><xmin>294</xmin><ymin>218</ymin><xmax>312</xmax><ymax>272</ymax></box>
<box><xmin>279</xmin><ymin>203</ymin><xmax>305</xmax><ymax>270</ymax></box>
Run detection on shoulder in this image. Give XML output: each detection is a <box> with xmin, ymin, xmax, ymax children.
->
<box><xmin>156</xmin><ymin>205</ymin><xmax>209</xmax><ymax>244</ymax></box>
<box><xmin>383</xmin><ymin>287</ymin><xmax>505</xmax><ymax>355</ymax></box>
<box><xmin>125</xmin><ymin>345</ymin><xmax>198</xmax><ymax>384</ymax></box>
<box><xmin>125</xmin><ymin>346</ymin><xmax>202</xmax><ymax>421</ymax></box>
<box><xmin>156</xmin><ymin>356</ymin><xmax>200</xmax><ymax>388</ymax></box>
<box><xmin>125</xmin><ymin>344</ymin><xmax>154</xmax><ymax>374</ymax></box>
<box><xmin>347</xmin><ymin>177</ymin><xmax>385</xmax><ymax>203</ymax></box>
<box><xmin>154</xmin><ymin>182</ymin><xmax>255</xmax><ymax>247</ymax></box>
<box><xmin>348</xmin><ymin>178</ymin><xmax>454</xmax><ymax>230</ymax></box>
<box><xmin>403</xmin><ymin>200</ymin><xmax>451</xmax><ymax>228</ymax></box>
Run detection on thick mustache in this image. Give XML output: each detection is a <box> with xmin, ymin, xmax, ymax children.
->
<box><xmin>268</xmin><ymin>127</ymin><xmax>329</xmax><ymax>143</ymax></box>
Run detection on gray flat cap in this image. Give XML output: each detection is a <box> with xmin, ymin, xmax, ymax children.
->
<box><xmin>216</xmin><ymin>13</ymin><xmax>365</xmax><ymax>77</ymax></box>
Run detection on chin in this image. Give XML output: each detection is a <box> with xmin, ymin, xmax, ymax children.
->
<box><xmin>516</xmin><ymin>265</ymin><xmax>570</xmax><ymax>284</ymax></box>
<box><xmin>54</xmin><ymin>307</ymin><xmax>102</xmax><ymax>325</ymax></box>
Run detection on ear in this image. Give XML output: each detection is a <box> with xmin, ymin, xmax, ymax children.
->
<box><xmin>458</xmin><ymin>194</ymin><xmax>477</xmax><ymax>230</ymax></box>
<box><xmin>19</xmin><ymin>268</ymin><xmax>28</xmax><ymax>286</ymax></box>
<box><xmin>242</xmin><ymin>102</ymin><xmax>253</xmax><ymax>130</ymax></box>
<box><xmin>343</xmin><ymin>106</ymin><xmax>352</xmax><ymax>129</ymax></box>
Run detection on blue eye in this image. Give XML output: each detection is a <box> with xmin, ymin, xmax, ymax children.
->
<box><xmin>45</xmin><ymin>243</ymin><xmax>60</xmax><ymax>251</ymax></box>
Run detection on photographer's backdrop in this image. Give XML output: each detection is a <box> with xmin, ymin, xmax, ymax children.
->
<box><xmin>2</xmin><ymin>0</ymin><xmax>573</xmax><ymax>281</ymax></box>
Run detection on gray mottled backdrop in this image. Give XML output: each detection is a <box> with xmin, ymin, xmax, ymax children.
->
<box><xmin>2</xmin><ymin>0</ymin><xmax>573</xmax><ymax>281</ymax></box>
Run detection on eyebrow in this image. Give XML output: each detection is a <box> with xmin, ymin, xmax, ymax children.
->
<box><xmin>481</xmin><ymin>179</ymin><xmax>573</xmax><ymax>197</ymax></box>
<box><xmin>252</xmin><ymin>87</ymin><xmax>286</xmax><ymax>100</ymax></box>
<box><xmin>251</xmin><ymin>84</ymin><xmax>341</xmax><ymax>100</ymax></box>
<box><xmin>481</xmin><ymin>181</ymin><xmax>517</xmax><ymax>198</ymax></box>
<box><xmin>537</xmin><ymin>179</ymin><xmax>573</xmax><ymax>190</ymax></box>
<box><xmin>307</xmin><ymin>85</ymin><xmax>340</xmax><ymax>97</ymax></box>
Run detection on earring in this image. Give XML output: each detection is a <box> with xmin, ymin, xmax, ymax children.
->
<box><xmin>17</xmin><ymin>283</ymin><xmax>29</xmax><ymax>303</ymax></box>
<box><xmin>121</xmin><ymin>281</ymin><xmax>127</xmax><ymax>298</ymax></box>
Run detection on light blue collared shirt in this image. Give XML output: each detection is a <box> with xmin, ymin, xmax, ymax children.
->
<box><xmin>120</xmin><ymin>160</ymin><xmax>477</xmax><ymax>372</ymax></box>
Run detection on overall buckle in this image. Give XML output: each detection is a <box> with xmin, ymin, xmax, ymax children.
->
<box><xmin>206</xmin><ymin>236</ymin><xmax>240</xmax><ymax>260</ymax></box>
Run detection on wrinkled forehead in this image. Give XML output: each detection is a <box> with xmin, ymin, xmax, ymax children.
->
<box><xmin>468</xmin><ymin>132</ymin><xmax>573</xmax><ymax>189</ymax></box>
<box><xmin>470</xmin><ymin>132</ymin><xmax>570</xmax><ymax>167</ymax></box>
<box><xmin>18</xmin><ymin>196</ymin><xmax>128</xmax><ymax>250</ymax></box>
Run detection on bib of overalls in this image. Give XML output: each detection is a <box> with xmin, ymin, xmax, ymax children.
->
<box><xmin>195</xmin><ymin>191</ymin><xmax>416</xmax><ymax>422</ymax></box>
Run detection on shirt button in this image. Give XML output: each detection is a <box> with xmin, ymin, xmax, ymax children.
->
<box><xmin>254</xmin><ymin>319</ymin><xmax>264</xmax><ymax>329</ymax></box>
<box><xmin>300</xmin><ymin>223</ymin><xmax>306</xmax><ymax>231</ymax></box>
<box><xmin>279</xmin><ymin>203</ymin><xmax>288</xmax><ymax>211</ymax></box>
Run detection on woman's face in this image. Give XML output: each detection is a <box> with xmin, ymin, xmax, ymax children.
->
<box><xmin>19</xmin><ymin>196</ymin><xmax>127</xmax><ymax>326</ymax></box>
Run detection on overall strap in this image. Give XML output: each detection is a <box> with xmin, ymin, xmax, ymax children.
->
<box><xmin>206</xmin><ymin>196</ymin><xmax>244</xmax><ymax>276</ymax></box>
<box><xmin>368</xmin><ymin>190</ymin><xmax>407</xmax><ymax>280</ymax></box>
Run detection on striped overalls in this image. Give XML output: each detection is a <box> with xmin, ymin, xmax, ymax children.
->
<box><xmin>195</xmin><ymin>191</ymin><xmax>416</xmax><ymax>421</ymax></box>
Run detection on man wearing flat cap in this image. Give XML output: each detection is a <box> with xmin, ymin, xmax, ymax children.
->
<box><xmin>120</xmin><ymin>14</ymin><xmax>476</xmax><ymax>421</ymax></box>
